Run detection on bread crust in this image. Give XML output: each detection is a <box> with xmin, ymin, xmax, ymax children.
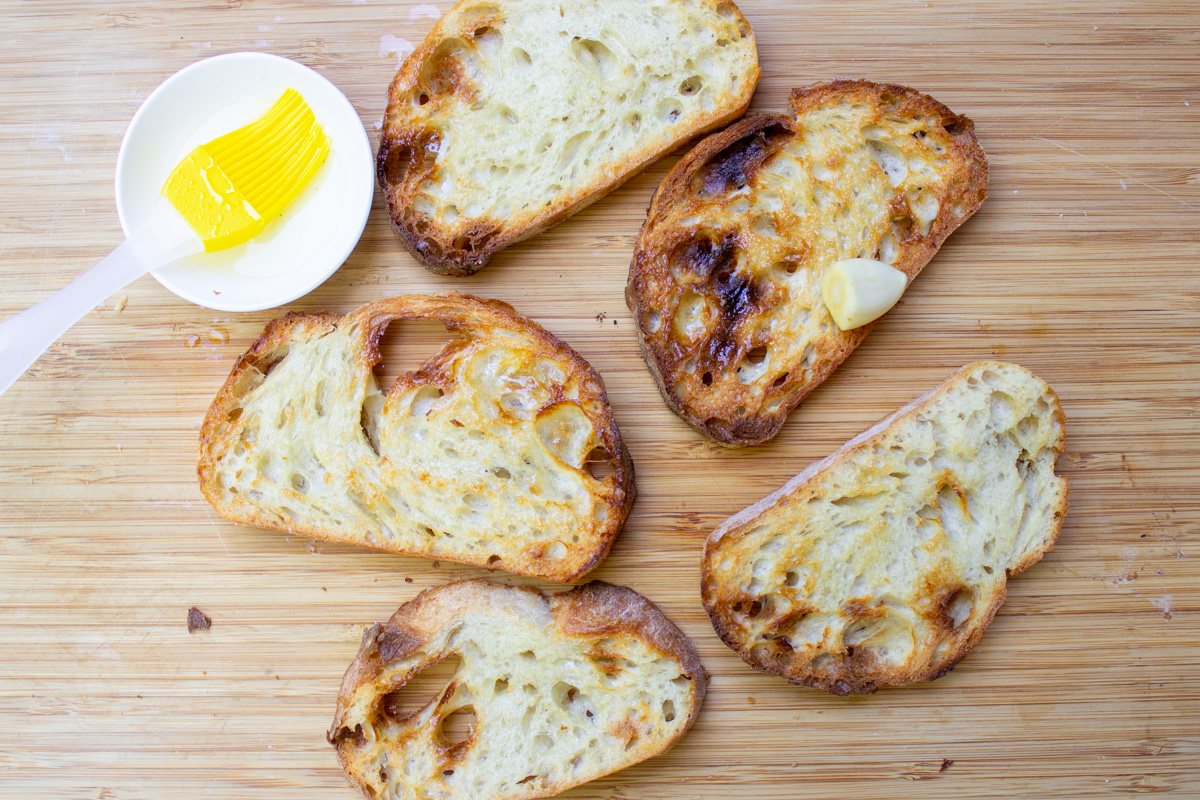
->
<box><xmin>198</xmin><ymin>293</ymin><xmax>635</xmax><ymax>582</ymax></box>
<box><xmin>627</xmin><ymin>80</ymin><xmax>990</xmax><ymax>445</ymax></box>
<box><xmin>701</xmin><ymin>362</ymin><xmax>1068</xmax><ymax>694</ymax></box>
<box><xmin>329</xmin><ymin>580</ymin><xmax>708</xmax><ymax>800</ymax></box>
<box><xmin>379</xmin><ymin>0</ymin><xmax>761</xmax><ymax>276</ymax></box>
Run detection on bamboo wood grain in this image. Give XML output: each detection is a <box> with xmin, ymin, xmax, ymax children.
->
<box><xmin>1</xmin><ymin>0</ymin><xmax>1198</xmax><ymax>798</ymax></box>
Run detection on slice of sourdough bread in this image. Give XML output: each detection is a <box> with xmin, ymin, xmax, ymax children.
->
<box><xmin>329</xmin><ymin>580</ymin><xmax>707</xmax><ymax>800</ymax></box>
<box><xmin>198</xmin><ymin>294</ymin><xmax>633</xmax><ymax>582</ymax></box>
<box><xmin>627</xmin><ymin>80</ymin><xmax>989</xmax><ymax>445</ymax></box>
<box><xmin>702</xmin><ymin>362</ymin><xmax>1067</xmax><ymax>694</ymax></box>
<box><xmin>379</xmin><ymin>0</ymin><xmax>760</xmax><ymax>275</ymax></box>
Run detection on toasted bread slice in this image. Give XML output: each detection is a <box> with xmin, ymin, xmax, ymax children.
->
<box><xmin>198</xmin><ymin>294</ymin><xmax>633</xmax><ymax>582</ymax></box>
<box><xmin>627</xmin><ymin>80</ymin><xmax>989</xmax><ymax>445</ymax></box>
<box><xmin>329</xmin><ymin>580</ymin><xmax>707</xmax><ymax>800</ymax></box>
<box><xmin>702</xmin><ymin>362</ymin><xmax>1067</xmax><ymax>694</ymax></box>
<box><xmin>379</xmin><ymin>0</ymin><xmax>760</xmax><ymax>276</ymax></box>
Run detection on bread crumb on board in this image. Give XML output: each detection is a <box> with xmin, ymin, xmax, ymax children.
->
<box><xmin>187</xmin><ymin>607</ymin><xmax>212</xmax><ymax>633</ymax></box>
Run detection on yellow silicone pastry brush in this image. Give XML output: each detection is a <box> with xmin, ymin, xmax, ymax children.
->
<box><xmin>163</xmin><ymin>88</ymin><xmax>329</xmax><ymax>251</ymax></box>
<box><xmin>0</xmin><ymin>89</ymin><xmax>330</xmax><ymax>397</ymax></box>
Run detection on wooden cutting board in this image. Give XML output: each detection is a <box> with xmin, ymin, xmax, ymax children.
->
<box><xmin>2</xmin><ymin>1</ymin><xmax>1197</xmax><ymax>797</ymax></box>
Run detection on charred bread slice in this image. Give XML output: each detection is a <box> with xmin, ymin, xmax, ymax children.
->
<box><xmin>379</xmin><ymin>0</ymin><xmax>760</xmax><ymax>275</ymax></box>
<box><xmin>329</xmin><ymin>580</ymin><xmax>707</xmax><ymax>799</ymax></box>
<box><xmin>627</xmin><ymin>80</ymin><xmax>988</xmax><ymax>445</ymax></box>
<box><xmin>702</xmin><ymin>362</ymin><xmax>1067</xmax><ymax>694</ymax></box>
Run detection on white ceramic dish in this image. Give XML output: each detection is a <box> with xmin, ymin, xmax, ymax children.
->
<box><xmin>115</xmin><ymin>52</ymin><xmax>374</xmax><ymax>312</ymax></box>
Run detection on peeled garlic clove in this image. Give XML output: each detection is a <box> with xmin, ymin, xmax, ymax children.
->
<box><xmin>820</xmin><ymin>258</ymin><xmax>908</xmax><ymax>331</ymax></box>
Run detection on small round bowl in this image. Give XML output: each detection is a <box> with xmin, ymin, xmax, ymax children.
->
<box><xmin>116</xmin><ymin>52</ymin><xmax>374</xmax><ymax>312</ymax></box>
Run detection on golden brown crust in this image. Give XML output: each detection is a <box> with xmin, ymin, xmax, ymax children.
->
<box><xmin>197</xmin><ymin>293</ymin><xmax>635</xmax><ymax>583</ymax></box>
<box><xmin>329</xmin><ymin>580</ymin><xmax>707</xmax><ymax>799</ymax></box>
<box><xmin>552</xmin><ymin>581</ymin><xmax>709</xmax><ymax>717</ymax></box>
<box><xmin>379</xmin><ymin>0</ymin><xmax>760</xmax><ymax>276</ymax></box>
<box><xmin>703</xmin><ymin>575</ymin><xmax>1014</xmax><ymax>696</ymax></box>
<box><xmin>627</xmin><ymin>80</ymin><xmax>990</xmax><ymax>445</ymax></box>
<box><xmin>700</xmin><ymin>362</ymin><xmax>1068</xmax><ymax>694</ymax></box>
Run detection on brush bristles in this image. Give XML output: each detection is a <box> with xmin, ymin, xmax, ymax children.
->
<box><xmin>205</xmin><ymin>89</ymin><xmax>331</xmax><ymax>217</ymax></box>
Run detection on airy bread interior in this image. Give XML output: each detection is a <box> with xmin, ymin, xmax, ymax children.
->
<box><xmin>198</xmin><ymin>295</ymin><xmax>633</xmax><ymax>582</ymax></box>
<box><xmin>330</xmin><ymin>581</ymin><xmax>706</xmax><ymax>800</ymax></box>
<box><xmin>380</xmin><ymin>0</ymin><xmax>759</xmax><ymax>273</ymax></box>
<box><xmin>703</xmin><ymin>362</ymin><xmax>1067</xmax><ymax>694</ymax></box>
<box><xmin>628</xmin><ymin>81</ymin><xmax>988</xmax><ymax>444</ymax></box>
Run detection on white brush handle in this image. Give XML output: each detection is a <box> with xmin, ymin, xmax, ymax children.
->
<box><xmin>0</xmin><ymin>201</ymin><xmax>201</xmax><ymax>398</ymax></box>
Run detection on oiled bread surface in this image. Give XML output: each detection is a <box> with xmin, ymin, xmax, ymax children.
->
<box><xmin>627</xmin><ymin>80</ymin><xmax>988</xmax><ymax>445</ymax></box>
<box><xmin>329</xmin><ymin>580</ymin><xmax>707</xmax><ymax>800</ymax></box>
<box><xmin>380</xmin><ymin>0</ymin><xmax>760</xmax><ymax>275</ymax></box>
<box><xmin>198</xmin><ymin>294</ymin><xmax>633</xmax><ymax>582</ymax></box>
<box><xmin>702</xmin><ymin>362</ymin><xmax>1067</xmax><ymax>694</ymax></box>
